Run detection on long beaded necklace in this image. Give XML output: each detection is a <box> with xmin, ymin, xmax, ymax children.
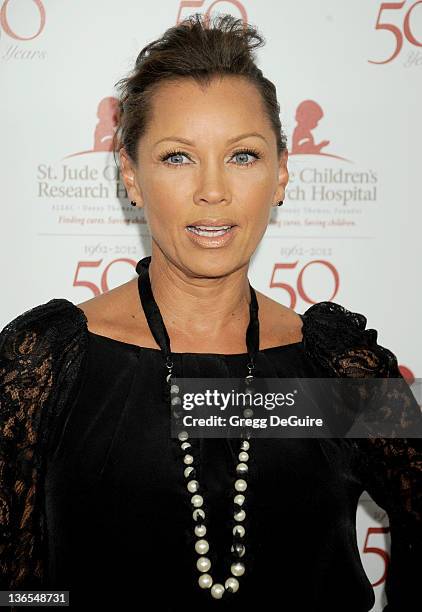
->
<box><xmin>136</xmin><ymin>255</ymin><xmax>260</xmax><ymax>601</ymax></box>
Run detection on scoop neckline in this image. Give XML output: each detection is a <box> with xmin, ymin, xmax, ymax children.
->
<box><xmin>71</xmin><ymin>298</ymin><xmax>306</xmax><ymax>358</ymax></box>
<box><xmin>86</xmin><ymin>327</ymin><xmax>305</xmax><ymax>357</ymax></box>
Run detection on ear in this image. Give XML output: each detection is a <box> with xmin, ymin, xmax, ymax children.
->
<box><xmin>273</xmin><ymin>148</ymin><xmax>289</xmax><ymax>205</ymax></box>
<box><xmin>119</xmin><ymin>147</ymin><xmax>144</xmax><ymax>206</ymax></box>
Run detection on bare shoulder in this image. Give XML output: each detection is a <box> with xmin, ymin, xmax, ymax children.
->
<box><xmin>76</xmin><ymin>281</ymin><xmax>303</xmax><ymax>349</ymax></box>
<box><xmin>76</xmin><ymin>277</ymin><xmax>152</xmax><ymax>345</ymax></box>
<box><xmin>254</xmin><ymin>289</ymin><xmax>304</xmax><ymax>346</ymax></box>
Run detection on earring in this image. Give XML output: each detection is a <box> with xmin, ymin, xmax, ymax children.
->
<box><xmin>277</xmin><ymin>200</ymin><xmax>284</xmax><ymax>207</ymax></box>
<box><xmin>130</xmin><ymin>200</ymin><xmax>137</xmax><ymax>207</ymax></box>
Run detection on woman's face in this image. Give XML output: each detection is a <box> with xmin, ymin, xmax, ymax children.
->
<box><xmin>120</xmin><ymin>75</ymin><xmax>288</xmax><ymax>277</ymax></box>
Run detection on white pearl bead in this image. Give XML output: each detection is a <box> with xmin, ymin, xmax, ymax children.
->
<box><xmin>239</xmin><ymin>451</ymin><xmax>249</xmax><ymax>462</ymax></box>
<box><xmin>191</xmin><ymin>494</ymin><xmax>203</xmax><ymax>508</ymax></box>
<box><xmin>235</xmin><ymin>479</ymin><xmax>247</xmax><ymax>492</ymax></box>
<box><xmin>234</xmin><ymin>494</ymin><xmax>245</xmax><ymax>506</ymax></box>
<box><xmin>236</xmin><ymin>462</ymin><xmax>248</xmax><ymax>474</ymax></box>
<box><xmin>171</xmin><ymin>396</ymin><xmax>181</xmax><ymax>405</ymax></box>
<box><xmin>198</xmin><ymin>573</ymin><xmax>213</xmax><ymax>589</ymax></box>
<box><xmin>241</xmin><ymin>440</ymin><xmax>250</xmax><ymax>451</ymax></box>
<box><xmin>178</xmin><ymin>431</ymin><xmax>189</xmax><ymax>441</ymax></box>
<box><xmin>211</xmin><ymin>583</ymin><xmax>225</xmax><ymax>599</ymax></box>
<box><xmin>196</xmin><ymin>556</ymin><xmax>211</xmax><ymax>572</ymax></box>
<box><xmin>184</xmin><ymin>466</ymin><xmax>194</xmax><ymax>478</ymax></box>
<box><xmin>193</xmin><ymin>509</ymin><xmax>205</xmax><ymax>521</ymax></box>
<box><xmin>170</xmin><ymin>384</ymin><xmax>179</xmax><ymax>393</ymax></box>
<box><xmin>187</xmin><ymin>480</ymin><xmax>199</xmax><ymax>493</ymax></box>
<box><xmin>195</xmin><ymin>524</ymin><xmax>207</xmax><ymax>537</ymax></box>
<box><xmin>181</xmin><ymin>442</ymin><xmax>191</xmax><ymax>450</ymax></box>
<box><xmin>225</xmin><ymin>577</ymin><xmax>240</xmax><ymax>593</ymax></box>
<box><xmin>195</xmin><ymin>539</ymin><xmax>209</xmax><ymax>554</ymax></box>
<box><xmin>184</xmin><ymin>454</ymin><xmax>194</xmax><ymax>465</ymax></box>
<box><xmin>234</xmin><ymin>509</ymin><xmax>246</xmax><ymax>521</ymax></box>
<box><xmin>231</xmin><ymin>562</ymin><xmax>245</xmax><ymax>576</ymax></box>
<box><xmin>243</xmin><ymin>408</ymin><xmax>254</xmax><ymax>418</ymax></box>
<box><xmin>233</xmin><ymin>525</ymin><xmax>245</xmax><ymax>537</ymax></box>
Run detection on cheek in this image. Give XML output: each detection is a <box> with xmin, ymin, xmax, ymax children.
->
<box><xmin>142</xmin><ymin>179</ymin><xmax>180</xmax><ymax>220</ymax></box>
<box><xmin>233</xmin><ymin>169</ymin><xmax>274</xmax><ymax>203</ymax></box>
<box><xmin>144</xmin><ymin>199</ymin><xmax>184</xmax><ymax>242</ymax></box>
<box><xmin>244</xmin><ymin>193</ymin><xmax>271</xmax><ymax>226</ymax></box>
<box><xmin>243</xmin><ymin>171</ymin><xmax>274</xmax><ymax>217</ymax></box>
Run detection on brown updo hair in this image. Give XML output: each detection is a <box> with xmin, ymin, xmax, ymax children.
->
<box><xmin>112</xmin><ymin>12</ymin><xmax>288</xmax><ymax>167</ymax></box>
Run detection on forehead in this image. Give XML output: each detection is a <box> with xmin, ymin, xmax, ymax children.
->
<box><xmin>144</xmin><ymin>76</ymin><xmax>271</xmax><ymax>144</ymax></box>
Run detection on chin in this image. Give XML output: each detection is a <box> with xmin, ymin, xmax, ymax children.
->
<box><xmin>182</xmin><ymin>255</ymin><xmax>247</xmax><ymax>278</ymax></box>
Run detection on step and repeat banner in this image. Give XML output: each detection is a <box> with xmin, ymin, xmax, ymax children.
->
<box><xmin>1</xmin><ymin>1</ymin><xmax>421</xmax><ymax>609</ymax></box>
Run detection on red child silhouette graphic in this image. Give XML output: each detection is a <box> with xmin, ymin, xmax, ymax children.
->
<box><xmin>94</xmin><ymin>97</ymin><xmax>120</xmax><ymax>151</ymax></box>
<box><xmin>291</xmin><ymin>100</ymin><xmax>330</xmax><ymax>154</ymax></box>
<box><xmin>62</xmin><ymin>96</ymin><xmax>120</xmax><ymax>159</ymax></box>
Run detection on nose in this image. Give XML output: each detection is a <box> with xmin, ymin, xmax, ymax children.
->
<box><xmin>193</xmin><ymin>158</ymin><xmax>231</xmax><ymax>206</ymax></box>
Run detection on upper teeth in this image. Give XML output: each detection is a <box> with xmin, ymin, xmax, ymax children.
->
<box><xmin>190</xmin><ymin>225</ymin><xmax>232</xmax><ymax>230</ymax></box>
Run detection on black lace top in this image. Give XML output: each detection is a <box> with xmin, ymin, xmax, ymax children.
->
<box><xmin>0</xmin><ymin>280</ymin><xmax>421</xmax><ymax>611</ymax></box>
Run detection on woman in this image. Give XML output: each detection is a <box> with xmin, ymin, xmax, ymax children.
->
<box><xmin>0</xmin><ymin>13</ymin><xmax>420</xmax><ymax>612</ymax></box>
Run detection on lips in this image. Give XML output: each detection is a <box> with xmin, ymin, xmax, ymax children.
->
<box><xmin>186</xmin><ymin>218</ymin><xmax>237</xmax><ymax>229</ymax></box>
<box><xmin>184</xmin><ymin>223</ymin><xmax>239</xmax><ymax>248</ymax></box>
<box><xmin>187</xmin><ymin>226</ymin><xmax>232</xmax><ymax>237</ymax></box>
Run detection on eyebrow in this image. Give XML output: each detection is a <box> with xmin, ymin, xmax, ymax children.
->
<box><xmin>153</xmin><ymin>131</ymin><xmax>268</xmax><ymax>147</ymax></box>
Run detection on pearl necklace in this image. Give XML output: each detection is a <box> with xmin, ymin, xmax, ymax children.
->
<box><xmin>136</xmin><ymin>256</ymin><xmax>260</xmax><ymax>601</ymax></box>
<box><xmin>168</xmin><ymin>364</ymin><xmax>254</xmax><ymax>599</ymax></box>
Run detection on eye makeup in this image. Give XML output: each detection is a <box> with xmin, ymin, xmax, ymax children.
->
<box><xmin>158</xmin><ymin>147</ymin><xmax>262</xmax><ymax>167</ymax></box>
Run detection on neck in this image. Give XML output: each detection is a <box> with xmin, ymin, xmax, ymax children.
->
<box><xmin>148</xmin><ymin>247</ymin><xmax>253</xmax><ymax>342</ymax></box>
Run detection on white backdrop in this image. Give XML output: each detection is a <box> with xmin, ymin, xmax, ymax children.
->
<box><xmin>1</xmin><ymin>1</ymin><xmax>421</xmax><ymax>609</ymax></box>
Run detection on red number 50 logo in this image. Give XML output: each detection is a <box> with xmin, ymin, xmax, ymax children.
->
<box><xmin>0</xmin><ymin>0</ymin><xmax>46</xmax><ymax>40</ymax></box>
<box><xmin>370</xmin><ymin>1</ymin><xmax>422</xmax><ymax>63</ymax></box>
<box><xmin>176</xmin><ymin>0</ymin><xmax>246</xmax><ymax>25</ymax></box>
<box><xmin>270</xmin><ymin>260</ymin><xmax>340</xmax><ymax>309</ymax></box>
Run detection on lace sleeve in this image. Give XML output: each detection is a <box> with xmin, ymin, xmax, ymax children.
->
<box><xmin>0</xmin><ymin>299</ymin><xmax>88</xmax><ymax>594</ymax></box>
<box><xmin>352</xmin><ymin>356</ymin><xmax>421</xmax><ymax>612</ymax></box>
<box><xmin>302</xmin><ymin>301</ymin><xmax>422</xmax><ymax>612</ymax></box>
